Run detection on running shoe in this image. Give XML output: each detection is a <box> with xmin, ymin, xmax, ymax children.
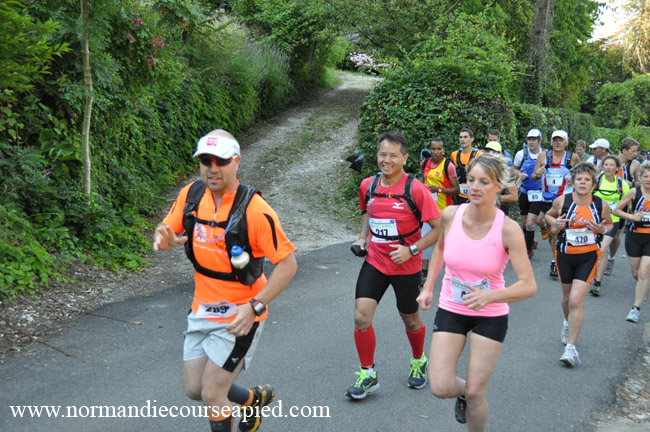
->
<box><xmin>407</xmin><ymin>354</ymin><xmax>428</xmax><ymax>389</ymax></box>
<box><xmin>550</xmin><ymin>261</ymin><xmax>558</xmax><ymax>279</ymax></box>
<box><xmin>527</xmin><ymin>249</ymin><xmax>534</xmax><ymax>259</ymax></box>
<box><xmin>540</xmin><ymin>226</ymin><xmax>549</xmax><ymax>240</ymax></box>
<box><xmin>590</xmin><ymin>280</ymin><xmax>601</xmax><ymax>297</ymax></box>
<box><xmin>626</xmin><ymin>308</ymin><xmax>640</xmax><ymax>323</ymax></box>
<box><xmin>560</xmin><ymin>344</ymin><xmax>580</xmax><ymax>367</ymax></box>
<box><xmin>238</xmin><ymin>385</ymin><xmax>275</xmax><ymax>432</ymax></box>
<box><xmin>605</xmin><ymin>259</ymin><xmax>615</xmax><ymax>276</ymax></box>
<box><xmin>532</xmin><ymin>239</ymin><xmax>538</xmax><ymax>250</ymax></box>
<box><xmin>455</xmin><ymin>395</ymin><xmax>467</xmax><ymax>424</ymax></box>
<box><xmin>561</xmin><ymin>324</ymin><xmax>569</xmax><ymax>345</ymax></box>
<box><xmin>346</xmin><ymin>367</ymin><xmax>379</xmax><ymax>400</ymax></box>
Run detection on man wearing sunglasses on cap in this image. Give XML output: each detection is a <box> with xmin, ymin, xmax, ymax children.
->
<box><xmin>154</xmin><ymin>129</ymin><xmax>297</xmax><ymax>432</ymax></box>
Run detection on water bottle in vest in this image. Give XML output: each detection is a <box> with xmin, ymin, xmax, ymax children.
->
<box><xmin>230</xmin><ymin>245</ymin><xmax>250</xmax><ymax>269</ymax></box>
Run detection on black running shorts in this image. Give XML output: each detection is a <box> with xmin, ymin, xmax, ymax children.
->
<box><xmin>625</xmin><ymin>231</ymin><xmax>650</xmax><ymax>258</ymax></box>
<box><xmin>433</xmin><ymin>307</ymin><xmax>508</xmax><ymax>343</ymax></box>
<box><xmin>355</xmin><ymin>260</ymin><xmax>421</xmax><ymax>314</ymax></box>
<box><xmin>555</xmin><ymin>250</ymin><xmax>599</xmax><ymax>284</ymax></box>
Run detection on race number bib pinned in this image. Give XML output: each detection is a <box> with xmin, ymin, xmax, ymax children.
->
<box><xmin>546</xmin><ymin>172</ymin><xmax>564</xmax><ymax>187</ymax></box>
<box><xmin>527</xmin><ymin>190</ymin><xmax>543</xmax><ymax>202</ymax></box>
<box><xmin>196</xmin><ymin>301</ymin><xmax>236</xmax><ymax>319</ymax></box>
<box><xmin>451</xmin><ymin>277</ymin><xmax>490</xmax><ymax>305</ymax></box>
<box><xmin>565</xmin><ymin>228</ymin><xmax>596</xmax><ymax>246</ymax></box>
<box><xmin>431</xmin><ymin>192</ymin><xmax>438</xmax><ymax>202</ymax></box>
<box><xmin>641</xmin><ymin>212</ymin><xmax>650</xmax><ymax>223</ymax></box>
<box><xmin>369</xmin><ymin>218</ymin><xmax>399</xmax><ymax>243</ymax></box>
<box><xmin>607</xmin><ymin>201</ymin><xmax>617</xmax><ymax>212</ymax></box>
<box><xmin>459</xmin><ymin>184</ymin><xmax>468</xmax><ymax>196</ymax></box>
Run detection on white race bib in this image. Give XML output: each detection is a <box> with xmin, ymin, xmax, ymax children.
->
<box><xmin>451</xmin><ymin>277</ymin><xmax>490</xmax><ymax>305</ymax></box>
<box><xmin>527</xmin><ymin>189</ymin><xmax>543</xmax><ymax>202</ymax></box>
<box><xmin>369</xmin><ymin>218</ymin><xmax>399</xmax><ymax>243</ymax></box>
<box><xmin>546</xmin><ymin>172</ymin><xmax>564</xmax><ymax>187</ymax></box>
<box><xmin>459</xmin><ymin>184</ymin><xmax>468</xmax><ymax>196</ymax></box>
<box><xmin>565</xmin><ymin>228</ymin><xmax>596</xmax><ymax>246</ymax></box>
<box><xmin>431</xmin><ymin>192</ymin><xmax>438</xmax><ymax>202</ymax></box>
<box><xmin>642</xmin><ymin>212</ymin><xmax>650</xmax><ymax>223</ymax></box>
<box><xmin>607</xmin><ymin>201</ymin><xmax>617</xmax><ymax>212</ymax></box>
<box><xmin>196</xmin><ymin>301</ymin><xmax>236</xmax><ymax>319</ymax></box>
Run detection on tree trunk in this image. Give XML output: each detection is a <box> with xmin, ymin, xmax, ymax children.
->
<box><xmin>525</xmin><ymin>0</ymin><xmax>556</xmax><ymax>104</ymax></box>
<box><xmin>80</xmin><ymin>0</ymin><xmax>93</xmax><ymax>202</ymax></box>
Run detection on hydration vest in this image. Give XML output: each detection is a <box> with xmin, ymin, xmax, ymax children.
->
<box><xmin>557</xmin><ymin>194</ymin><xmax>604</xmax><ymax>251</ymax></box>
<box><xmin>520</xmin><ymin>147</ymin><xmax>543</xmax><ymax>192</ymax></box>
<box><xmin>542</xmin><ymin>150</ymin><xmax>573</xmax><ymax>200</ymax></box>
<box><xmin>364</xmin><ymin>173</ymin><xmax>422</xmax><ymax>242</ymax></box>
<box><xmin>182</xmin><ymin>181</ymin><xmax>264</xmax><ymax>285</ymax></box>
<box><xmin>450</xmin><ymin>147</ymin><xmax>480</xmax><ymax>186</ymax></box>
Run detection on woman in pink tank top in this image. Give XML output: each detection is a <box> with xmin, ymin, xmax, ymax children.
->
<box><xmin>417</xmin><ymin>153</ymin><xmax>537</xmax><ymax>431</ymax></box>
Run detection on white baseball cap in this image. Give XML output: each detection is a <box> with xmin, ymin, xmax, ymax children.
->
<box><xmin>589</xmin><ymin>138</ymin><xmax>610</xmax><ymax>149</ymax></box>
<box><xmin>527</xmin><ymin>128</ymin><xmax>542</xmax><ymax>138</ymax></box>
<box><xmin>551</xmin><ymin>130</ymin><xmax>569</xmax><ymax>141</ymax></box>
<box><xmin>193</xmin><ymin>134</ymin><xmax>241</xmax><ymax>158</ymax></box>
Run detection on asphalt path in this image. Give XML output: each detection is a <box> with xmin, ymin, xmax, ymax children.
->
<box><xmin>1</xmin><ymin>238</ymin><xmax>646</xmax><ymax>431</ymax></box>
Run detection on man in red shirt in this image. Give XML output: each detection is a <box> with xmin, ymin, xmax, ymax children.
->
<box><xmin>347</xmin><ymin>131</ymin><xmax>441</xmax><ymax>399</ymax></box>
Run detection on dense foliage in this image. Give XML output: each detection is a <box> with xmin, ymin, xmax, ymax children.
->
<box><xmin>0</xmin><ymin>0</ymin><xmax>342</xmax><ymax>301</ymax></box>
<box><xmin>357</xmin><ymin>13</ymin><xmax>519</xmax><ymax>175</ymax></box>
<box><xmin>594</xmin><ymin>74</ymin><xmax>650</xmax><ymax>129</ymax></box>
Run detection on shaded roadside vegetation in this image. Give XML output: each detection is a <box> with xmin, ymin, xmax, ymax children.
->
<box><xmin>2</xmin><ymin>0</ymin><xmax>650</xmax><ymax>302</ymax></box>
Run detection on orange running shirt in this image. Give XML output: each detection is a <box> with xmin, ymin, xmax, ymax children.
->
<box><xmin>163</xmin><ymin>181</ymin><xmax>296</xmax><ymax>322</ymax></box>
<box><xmin>557</xmin><ymin>194</ymin><xmax>602</xmax><ymax>255</ymax></box>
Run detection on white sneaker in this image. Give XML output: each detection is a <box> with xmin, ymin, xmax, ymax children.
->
<box><xmin>626</xmin><ymin>308</ymin><xmax>640</xmax><ymax>323</ymax></box>
<box><xmin>561</xmin><ymin>325</ymin><xmax>569</xmax><ymax>345</ymax></box>
<box><xmin>560</xmin><ymin>344</ymin><xmax>580</xmax><ymax>367</ymax></box>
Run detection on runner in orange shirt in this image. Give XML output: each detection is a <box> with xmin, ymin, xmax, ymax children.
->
<box><xmin>154</xmin><ymin>129</ymin><xmax>297</xmax><ymax>432</ymax></box>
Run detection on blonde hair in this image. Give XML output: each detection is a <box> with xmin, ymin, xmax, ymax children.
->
<box><xmin>639</xmin><ymin>163</ymin><xmax>650</xmax><ymax>178</ymax></box>
<box><xmin>467</xmin><ymin>153</ymin><xmax>517</xmax><ymax>189</ymax></box>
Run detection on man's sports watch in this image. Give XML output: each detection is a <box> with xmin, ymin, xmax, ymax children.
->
<box><xmin>250</xmin><ymin>299</ymin><xmax>266</xmax><ymax>316</ymax></box>
<box><xmin>409</xmin><ymin>244</ymin><xmax>420</xmax><ymax>256</ymax></box>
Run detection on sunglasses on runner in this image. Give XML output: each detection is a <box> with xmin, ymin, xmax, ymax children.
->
<box><xmin>198</xmin><ymin>155</ymin><xmax>233</xmax><ymax>167</ymax></box>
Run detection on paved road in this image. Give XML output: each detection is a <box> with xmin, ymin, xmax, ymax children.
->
<box><xmin>1</xmin><ymin>239</ymin><xmax>646</xmax><ymax>431</ymax></box>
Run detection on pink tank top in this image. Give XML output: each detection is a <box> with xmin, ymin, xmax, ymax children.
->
<box><xmin>439</xmin><ymin>204</ymin><xmax>510</xmax><ymax>317</ymax></box>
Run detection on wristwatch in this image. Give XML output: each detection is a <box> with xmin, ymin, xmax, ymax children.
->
<box><xmin>409</xmin><ymin>244</ymin><xmax>420</xmax><ymax>256</ymax></box>
<box><xmin>250</xmin><ymin>299</ymin><xmax>266</xmax><ymax>316</ymax></box>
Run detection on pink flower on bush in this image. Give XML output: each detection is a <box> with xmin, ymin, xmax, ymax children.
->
<box><xmin>132</xmin><ymin>12</ymin><xmax>143</xmax><ymax>26</ymax></box>
<box><xmin>152</xmin><ymin>36</ymin><xmax>165</xmax><ymax>49</ymax></box>
<box><xmin>349</xmin><ymin>52</ymin><xmax>390</xmax><ymax>75</ymax></box>
<box><xmin>123</xmin><ymin>34</ymin><xmax>135</xmax><ymax>42</ymax></box>
<box><xmin>146</xmin><ymin>55</ymin><xmax>157</xmax><ymax>68</ymax></box>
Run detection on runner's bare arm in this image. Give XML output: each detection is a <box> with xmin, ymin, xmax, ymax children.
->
<box><xmin>353</xmin><ymin>212</ymin><xmax>370</xmax><ymax>250</ymax></box>
<box><xmin>613</xmin><ymin>189</ymin><xmax>642</xmax><ymax>221</ymax></box>
<box><xmin>417</xmin><ymin>207</ymin><xmax>453</xmax><ymax>310</ymax></box>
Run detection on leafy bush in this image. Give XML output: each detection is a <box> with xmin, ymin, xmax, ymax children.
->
<box><xmin>357</xmin><ymin>13</ymin><xmax>519</xmax><ymax>175</ymax></box>
<box><xmin>594</xmin><ymin>74</ymin><xmax>650</xmax><ymax>128</ymax></box>
<box><xmin>512</xmin><ymin>103</ymin><xmax>597</xmax><ymax>149</ymax></box>
<box><xmin>0</xmin><ymin>0</ymin><xmax>297</xmax><ymax>301</ymax></box>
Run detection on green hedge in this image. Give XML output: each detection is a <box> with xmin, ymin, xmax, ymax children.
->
<box><xmin>0</xmin><ymin>0</ymin><xmax>332</xmax><ymax>301</ymax></box>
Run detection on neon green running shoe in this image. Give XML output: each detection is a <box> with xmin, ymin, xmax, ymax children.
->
<box><xmin>407</xmin><ymin>354</ymin><xmax>428</xmax><ymax>389</ymax></box>
<box><xmin>346</xmin><ymin>367</ymin><xmax>379</xmax><ymax>400</ymax></box>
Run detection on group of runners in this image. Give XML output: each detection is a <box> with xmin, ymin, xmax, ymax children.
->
<box><xmin>152</xmin><ymin>127</ymin><xmax>647</xmax><ymax>432</ymax></box>
<box><xmin>345</xmin><ymin>128</ymin><xmax>647</xmax><ymax>431</ymax></box>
